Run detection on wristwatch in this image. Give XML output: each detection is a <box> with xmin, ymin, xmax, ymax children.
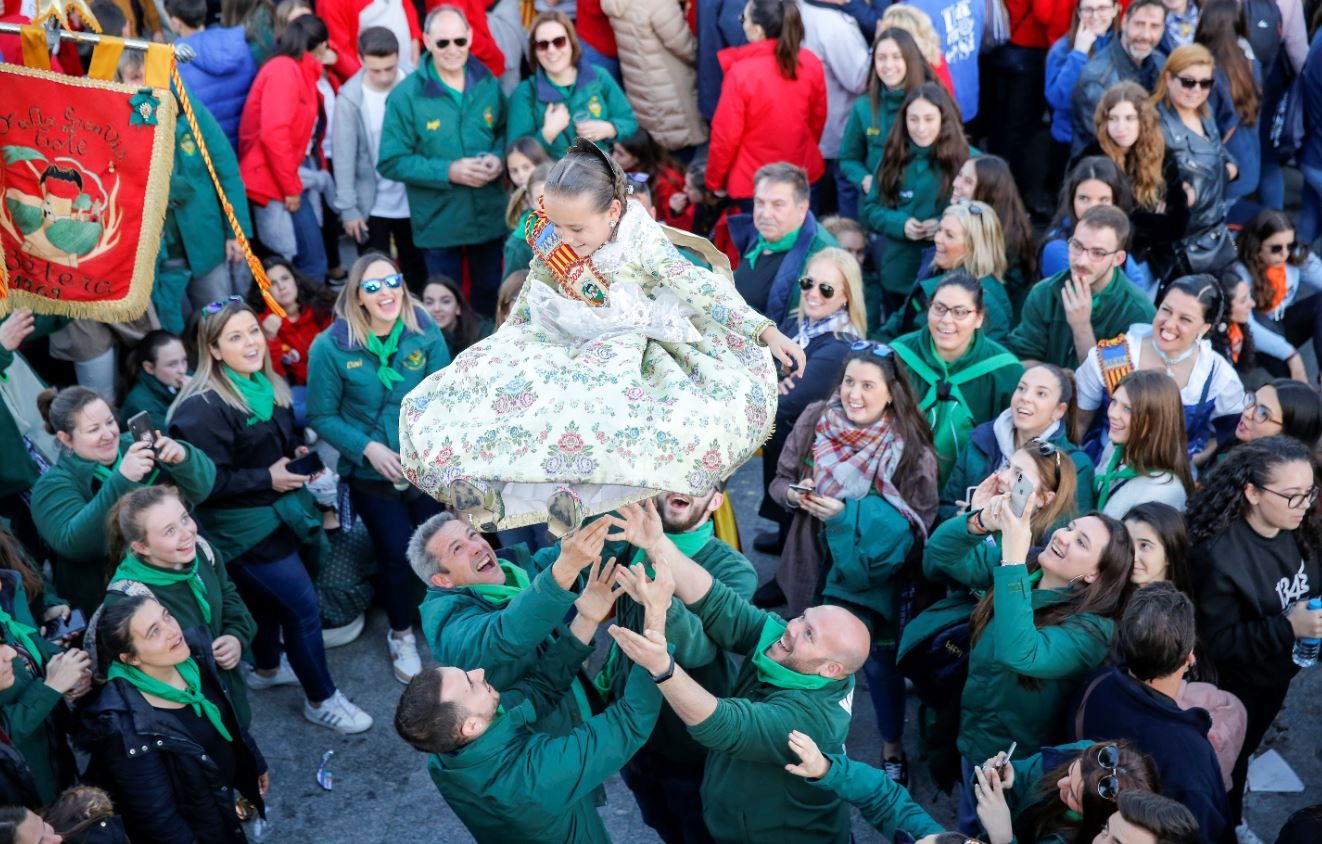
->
<box><xmin>650</xmin><ymin>654</ymin><xmax>676</xmax><ymax>684</ymax></box>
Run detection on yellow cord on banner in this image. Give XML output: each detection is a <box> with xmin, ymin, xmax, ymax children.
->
<box><xmin>31</xmin><ymin>0</ymin><xmax>103</xmax><ymax>33</ymax></box>
<box><xmin>169</xmin><ymin>64</ymin><xmax>286</xmax><ymax>318</ymax></box>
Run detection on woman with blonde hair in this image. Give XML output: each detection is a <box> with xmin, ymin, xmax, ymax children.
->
<box><xmin>168</xmin><ymin>299</ymin><xmax>374</xmax><ymax>734</ymax></box>
<box><xmin>877</xmin><ymin>200</ymin><xmax>1013</xmax><ymax>344</ymax></box>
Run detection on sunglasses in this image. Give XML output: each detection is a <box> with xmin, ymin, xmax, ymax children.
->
<box><xmin>534</xmin><ymin>35</ymin><xmax>569</xmax><ymax>52</ymax></box>
<box><xmin>1175</xmin><ymin>75</ymin><xmax>1214</xmax><ymax>91</ymax></box>
<box><xmin>203</xmin><ymin>295</ymin><xmax>245</xmax><ymax>314</ymax></box>
<box><xmin>954</xmin><ymin>199</ymin><xmax>984</xmax><ymax>216</ymax></box>
<box><xmin>433</xmin><ymin>37</ymin><xmax>468</xmax><ymax>49</ymax></box>
<box><xmin>360</xmin><ymin>274</ymin><xmax>404</xmax><ymax>294</ymax></box>
<box><xmin>849</xmin><ymin>340</ymin><xmax>894</xmax><ymax>360</ymax></box>
<box><xmin>798</xmin><ymin>276</ymin><xmax>836</xmax><ymax>298</ymax></box>
<box><xmin>1096</xmin><ymin>744</ymin><xmax>1121</xmax><ymax>801</ymax></box>
<box><xmin>1027</xmin><ymin>437</ymin><xmax>1062</xmax><ymax>467</ymax></box>
<box><xmin>1268</xmin><ymin>241</ymin><xmax>1298</xmax><ymax>255</ymax></box>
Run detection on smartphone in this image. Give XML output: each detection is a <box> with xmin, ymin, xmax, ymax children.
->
<box><xmin>1009</xmin><ymin>472</ymin><xmax>1035</xmax><ymax>518</ymax></box>
<box><xmin>44</xmin><ymin>608</ymin><xmax>87</xmax><ymax>643</ymax></box>
<box><xmin>788</xmin><ymin>482</ymin><xmax>815</xmax><ymax>494</ymax></box>
<box><xmin>964</xmin><ymin>485</ymin><xmax>978</xmax><ymax>505</ymax></box>
<box><xmin>126</xmin><ymin>411</ymin><xmax>154</xmax><ymax>447</ymax></box>
<box><xmin>286</xmin><ymin>451</ymin><xmax>325</xmax><ymax>476</ymax></box>
<box><xmin>995</xmin><ymin>741</ymin><xmax>1018</xmax><ymax>771</ymax></box>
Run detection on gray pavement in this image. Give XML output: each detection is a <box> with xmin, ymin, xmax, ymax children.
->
<box><xmin>249</xmin><ymin>457</ymin><xmax>1321</xmax><ymax>842</ymax></box>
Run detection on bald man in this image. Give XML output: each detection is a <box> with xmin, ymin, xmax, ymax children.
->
<box><xmin>608</xmin><ymin>501</ymin><xmax>869</xmax><ymax>844</ymax></box>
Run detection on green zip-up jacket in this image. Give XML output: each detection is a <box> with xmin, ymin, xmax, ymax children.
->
<box><xmin>861</xmin><ymin>143</ymin><xmax>949</xmax><ymax>296</ymax></box>
<box><xmin>0</xmin><ymin>313</ymin><xmax>67</xmax><ymax>500</ymax></box>
<box><xmin>306</xmin><ymin>308</ymin><xmax>449</xmax><ymax>482</ymax></box>
<box><xmin>118</xmin><ymin>376</ymin><xmax>177</xmax><ymax>436</ymax></box>
<box><xmin>837</xmin><ymin>90</ymin><xmax>905</xmax><ymax>190</ymax></box>
<box><xmin>809</xmin><ymin>752</ymin><xmax>944</xmax><ymax>839</ymax></box>
<box><xmin>503</xmin><ymin>209</ymin><xmax>534</xmax><ymax>277</ymax></box>
<box><xmin>427</xmin><ymin>634</ymin><xmax>661</xmax><ymax>844</ymax></box>
<box><xmin>820</xmin><ymin>494</ymin><xmax>914</xmax><ymax>643</ymax></box>
<box><xmin>506</xmin><ymin>60</ymin><xmax>638</xmax><ymax>158</ymax></box>
<box><xmin>602</xmin><ymin>536</ymin><xmax>757</xmax><ymax>766</ymax></box>
<box><xmin>378</xmin><ymin>55</ymin><xmax>508</xmax><ymax>249</ymax></box>
<box><xmin>0</xmin><ymin>574</ymin><xmax>69</xmax><ymax>804</ymax></box>
<box><xmin>684</xmin><ymin>578</ymin><xmax>854</xmax><ymax>843</ymax></box>
<box><xmin>30</xmin><ymin>436</ymin><xmax>216</xmax><ymax>613</ymax></box>
<box><xmin>998</xmin><ymin>740</ymin><xmax>1093</xmax><ymax>844</ymax></box>
<box><xmin>103</xmin><ymin>538</ymin><xmax>257</xmax><ymax>726</ymax></box>
<box><xmin>1005</xmin><ymin>268</ymin><xmax>1156</xmax><ymax>369</ymax></box>
<box><xmin>875</xmin><ymin>272</ymin><xmax>1014</xmax><ymax>345</ymax></box>
<box><xmin>922</xmin><ymin>520</ymin><xmax>1115</xmax><ymax>764</ymax></box>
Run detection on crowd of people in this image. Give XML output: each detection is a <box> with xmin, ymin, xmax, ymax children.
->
<box><xmin>2</xmin><ymin>0</ymin><xmax>1322</xmax><ymax>842</ymax></box>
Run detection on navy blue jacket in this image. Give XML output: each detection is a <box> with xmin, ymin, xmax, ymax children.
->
<box><xmin>776</xmin><ymin>331</ymin><xmax>856</xmax><ymax>424</ymax></box>
<box><xmin>1302</xmin><ymin>31</ymin><xmax>1322</xmax><ymax>170</ymax></box>
<box><xmin>176</xmin><ymin>26</ymin><xmax>258</xmax><ymax>151</ymax></box>
<box><xmin>697</xmin><ymin>0</ymin><xmax>748</xmax><ymax>120</ymax></box>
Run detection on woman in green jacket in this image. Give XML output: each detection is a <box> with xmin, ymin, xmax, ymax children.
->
<box><xmin>861</xmin><ymin>82</ymin><xmax>969</xmax><ymax>313</ymax></box>
<box><xmin>119</xmin><ymin>331</ymin><xmax>190</xmax><ymax>434</ymax></box>
<box><xmin>102</xmin><ymin>485</ymin><xmax>258</xmax><ymax>727</ymax></box>
<box><xmin>30</xmin><ymin>388</ymin><xmax>216</xmax><ymax>614</ymax></box>
<box><xmin>924</xmin><ymin>492</ymin><xmax>1132</xmax><ymax>834</ymax></box>
<box><xmin>891</xmin><ymin>274</ymin><xmax>1023</xmax><ymax>485</ymax></box>
<box><xmin>506</xmin><ymin>12</ymin><xmax>638</xmax><ymax>158</ymax></box>
<box><xmin>307</xmin><ymin>252</ymin><xmax>450</xmax><ymax>684</ymax></box>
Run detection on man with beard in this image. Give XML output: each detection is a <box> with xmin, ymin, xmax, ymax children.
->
<box><xmin>592</xmin><ymin>485</ymin><xmax>757</xmax><ymax>844</ymax></box>
<box><xmin>607</xmin><ymin>500</ymin><xmax>870</xmax><ymax>844</ymax></box>
<box><xmin>1006</xmin><ymin>204</ymin><xmax>1155</xmax><ymax>370</ymax></box>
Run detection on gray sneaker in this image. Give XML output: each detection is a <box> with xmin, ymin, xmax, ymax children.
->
<box><xmin>304</xmin><ymin>690</ymin><xmax>373</xmax><ymax>735</ymax></box>
<box><xmin>244</xmin><ymin>656</ymin><xmax>299</xmax><ymax>690</ymax></box>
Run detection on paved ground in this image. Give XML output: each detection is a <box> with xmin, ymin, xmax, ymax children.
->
<box><xmin>247</xmin><ymin>457</ymin><xmax>1322</xmax><ymax>843</ymax></box>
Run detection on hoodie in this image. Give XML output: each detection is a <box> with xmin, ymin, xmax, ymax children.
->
<box><xmin>177</xmin><ymin>26</ymin><xmax>258</xmax><ymax>151</ymax></box>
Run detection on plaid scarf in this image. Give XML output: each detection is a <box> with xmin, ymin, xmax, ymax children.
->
<box><xmin>792</xmin><ymin>309</ymin><xmax>858</xmax><ymax>349</ymax></box>
<box><xmin>810</xmin><ymin>397</ymin><xmax>927</xmax><ymax>538</ymax></box>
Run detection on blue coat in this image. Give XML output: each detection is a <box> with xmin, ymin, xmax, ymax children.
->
<box><xmin>905</xmin><ymin>0</ymin><xmax>984</xmax><ymax>122</ymax></box>
<box><xmin>697</xmin><ymin>0</ymin><xmax>748</xmax><ymax>121</ymax></box>
<box><xmin>1045</xmin><ymin>33</ymin><xmax>1113</xmax><ymax>145</ymax></box>
<box><xmin>1301</xmin><ymin>31</ymin><xmax>1322</xmax><ymax>170</ymax></box>
<box><xmin>177</xmin><ymin>26</ymin><xmax>258</xmax><ymax>151</ymax></box>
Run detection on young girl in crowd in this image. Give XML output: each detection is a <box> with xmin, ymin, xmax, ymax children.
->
<box><xmin>1195</xmin><ymin>0</ymin><xmax>1261</xmax><ymax>202</ymax></box>
<box><xmin>505</xmin><ymin>136</ymin><xmax>549</xmax><ymax>190</ymax></box>
<box><xmin>422</xmin><ymin>276</ymin><xmax>488</xmax><ymax>358</ymax></box>
<box><xmin>769</xmin><ymin>341</ymin><xmax>938</xmax><ymax>783</ymax></box>
<box><xmin>503</xmin><ymin>162</ymin><xmax>554</xmax><ymax>279</ymax></box>
<box><xmin>1189</xmin><ymin>436</ymin><xmax>1322</xmax><ymax>827</ymax></box>
<box><xmin>1093</xmin><ymin>370</ymin><xmax>1195</xmax><ymax>517</ymax></box>
<box><xmin>1235</xmin><ymin>380</ymin><xmax>1322</xmax><ymax>448</ymax></box>
<box><xmin>611</xmin><ymin>129</ymin><xmax>685</xmax><ymax>225</ymax></box>
<box><xmin>168</xmin><ymin>299</ymin><xmax>372</xmax><ymax>734</ymax></box>
<box><xmin>256</xmin><ymin>256</ymin><xmax>335</xmax><ymax>425</ymax></box>
<box><xmin>80</xmin><ymin>595</ymin><xmax>268</xmax><ymax>843</ymax></box>
<box><xmin>1233</xmin><ymin>210</ymin><xmax>1322</xmax><ymax>378</ymax></box>
<box><xmin>863</xmin><ymin>83</ymin><xmax>968</xmax><ymax>314</ymax></box>
<box><xmin>950</xmin><ymin>156</ymin><xmax>1038</xmax><ymax>315</ymax></box>
<box><xmin>120</xmin><ymin>331</ymin><xmax>189</xmax><ymax>434</ymax></box>
<box><xmin>31</xmin><ymin>387</ymin><xmax>216</xmax><ymax>614</ymax></box>
<box><xmin>877</xmin><ymin>4</ymin><xmax>955</xmax><ymax>96</ymax></box>
<box><xmin>1045</xmin><ymin>0</ymin><xmax>1121</xmax><ymax>182</ymax></box>
<box><xmin>1040</xmin><ymin>156</ymin><xmax>1139</xmax><ymax>282</ymax></box>
<box><xmin>104</xmin><ymin>485</ymin><xmax>257</xmax><ymax>727</ymax></box>
<box><xmin>1124</xmin><ymin>501</ymin><xmax>1194</xmax><ymax>591</ymax></box>
<box><xmin>308</xmin><ymin>253</ymin><xmax>450</xmax><ymax>684</ymax></box>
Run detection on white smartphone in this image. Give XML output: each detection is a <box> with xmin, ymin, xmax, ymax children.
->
<box><xmin>1009</xmin><ymin>473</ymin><xmax>1035</xmax><ymax>518</ymax></box>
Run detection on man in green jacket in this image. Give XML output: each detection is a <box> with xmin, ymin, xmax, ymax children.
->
<box><xmin>378</xmin><ymin>6</ymin><xmax>508</xmax><ymax>316</ymax></box>
<box><xmin>596</xmin><ymin>487</ymin><xmax>757</xmax><ymax>843</ymax></box>
<box><xmin>607</xmin><ymin>501</ymin><xmax>870</xmax><ymax>844</ymax></box>
<box><xmin>1006</xmin><ymin>205</ymin><xmax>1155</xmax><ymax>370</ymax></box>
<box><xmin>394</xmin><ymin>592</ymin><xmax>662</xmax><ymax>844</ymax></box>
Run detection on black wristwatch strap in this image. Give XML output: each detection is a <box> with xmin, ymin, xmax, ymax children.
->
<box><xmin>650</xmin><ymin>653</ymin><xmax>676</xmax><ymax>684</ymax></box>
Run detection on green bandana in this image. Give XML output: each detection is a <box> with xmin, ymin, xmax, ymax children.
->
<box><xmin>751</xmin><ymin>617</ymin><xmax>836</xmax><ymax>691</ymax></box>
<box><xmin>1094</xmin><ymin>444</ymin><xmax>1138</xmax><ymax>512</ymax></box>
<box><xmin>114</xmin><ymin>552</ymin><xmax>212</xmax><ymax>625</ymax></box>
<box><xmin>0</xmin><ymin>604</ymin><xmax>44</xmax><ymax>669</ymax></box>
<box><xmin>465</xmin><ymin>561</ymin><xmax>531</xmax><ymax>606</ymax></box>
<box><xmin>364</xmin><ymin>320</ymin><xmax>406</xmax><ymax>391</ymax></box>
<box><xmin>223</xmin><ymin>365</ymin><xmax>275</xmax><ymax>423</ymax></box>
<box><xmin>108</xmin><ymin>657</ymin><xmax>233</xmax><ymax>741</ymax></box>
<box><xmin>744</xmin><ymin>227</ymin><xmax>800</xmax><ymax>270</ymax></box>
<box><xmin>91</xmin><ymin>449</ymin><xmax>159</xmax><ymax>487</ymax></box>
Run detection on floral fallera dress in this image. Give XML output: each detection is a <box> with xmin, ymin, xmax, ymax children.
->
<box><xmin>398</xmin><ymin>203</ymin><xmax>778</xmax><ymax>529</ymax></box>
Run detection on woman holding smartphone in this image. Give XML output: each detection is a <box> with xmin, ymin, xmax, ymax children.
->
<box><xmin>168</xmin><ymin>299</ymin><xmax>372</xmax><ymax>735</ymax></box>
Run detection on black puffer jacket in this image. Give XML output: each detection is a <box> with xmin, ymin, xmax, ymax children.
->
<box><xmin>75</xmin><ymin>635</ymin><xmax>266</xmax><ymax>844</ymax></box>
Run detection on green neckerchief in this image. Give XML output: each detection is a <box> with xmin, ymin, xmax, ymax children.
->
<box><xmin>114</xmin><ymin>551</ymin><xmax>211</xmax><ymax>625</ymax></box>
<box><xmin>364</xmin><ymin>320</ymin><xmax>406</xmax><ymax>391</ymax></box>
<box><xmin>107</xmin><ymin>657</ymin><xmax>233</xmax><ymax>741</ymax></box>
<box><xmin>465</xmin><ymin>561</ymin><xmax>531</xmax><ymax>606</ymax></box>
<box><xmin>751</xmin><ymin>617</ymin><xmax>835</xmax><ymax>691</ymax></box>
<box><xmin>1094</xmin><ymin>444</ymin><xmax>1138</xmax><ymax>511</ymax></box>
<box><xmin>90</xmin><ymin>449</ymin><xmax>159</xmax><ymax>487</ymax></box>
<box><xmin>0</xmin><ymin>603</ymin><xmax>43</xmax><ymax>669</ymax></box>
<box><xmin>222</xmin><ymin>365</ymin><xmax>274</xmax><ymax>423</ymax></box>
<box><xmin>744</xmin><ymin>227</ymin><xmax>801</xmax><ymax>270</ymax></box>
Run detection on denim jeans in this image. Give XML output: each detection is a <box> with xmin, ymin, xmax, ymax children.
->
<box><xmin>255</xmin><ymin>197</ymin><xmax>329</xmax><ymax>282</ymax></box>
<box><xmin>423</xmin><ymin>237</ymin><xmax>506</xmax><ymax>318</ymax></box>
<box><xmin>862</xmin><ymin>643</ymin><xmax>905</xmax><ymax>744</ymax></box>
<box><xmin>349</xmin><ymin>482</ymin><xmax>444</xmax><ymax>631</ymax></box>
<box><xmin>579</xmin><ymin>41</ymin><xmax>622</xmax><ymax>85</ymax></box>
<box><xmin>1299</xmin><ymin>162</ymin><xmax>1322</xmax><ymax>251</ymax></box>
<box><xmin>958</xmin><ymin>756</ymin><xmax>982</xmax><ymax>834</ymax></box>
<box><xmin>619</xmin><ymin>748</ymin><xmax>715</xmax><ymax>844</ymax></box>
<box><xmin>229</xmin><ymin>551</ymin><xmax>336</xmax><ymax>702</ymax></box>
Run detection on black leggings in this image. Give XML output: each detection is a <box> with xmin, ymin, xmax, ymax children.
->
<box><xmin>1277</xmin><ymin>293</ymin><xmax>1322</xmax><ymax>371</ymax></box>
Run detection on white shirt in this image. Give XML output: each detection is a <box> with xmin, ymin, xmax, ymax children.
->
<box><xmin>1096</xmin><ymin>444</ymin><xmax>1188</xmax><ymax>519</ymax></box>
<box><xmin>359</xmin><ymin>0</ymin><xmax>415</xmax><ymax>75</ymax></box>
<box><xmin>360</xmin><ymin>82</ymin><xmax>410</xmax><ymax>219</ymax></box>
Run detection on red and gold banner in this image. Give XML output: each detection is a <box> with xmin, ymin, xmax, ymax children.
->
<box><xmin>0</xmin><ymin>53</ymin><xmax>176</xmax><ymax>321</ymax></box>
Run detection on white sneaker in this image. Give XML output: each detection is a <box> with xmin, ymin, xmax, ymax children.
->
<box><xmin>322</xmin><ymin>613</ymin><xmax>365</xmax><ymax>649</ymax></box>
<box><xmin>388</xmin><ymin>630</ymin><xmax>422</xmax><ymax>684</ymax></box>
<box><xmin>303</xmin><ymin>690</ymin><xmax>373</xmax><ymax>735</ymax></box>
<box><xmin>1236</xmin><ymin>823</ymin><xmax>1264</xmax><ymax>844</ymax></box>
<box><xmin>244</xmin><ymin>656</ymin><xmax>299</xmax><ymax>690</ymax></box>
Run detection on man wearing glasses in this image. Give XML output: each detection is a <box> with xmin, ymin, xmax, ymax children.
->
<box><xmin>1069</xmin><ymin>0</ymin><xmax>1168</xmax><ymax>156</ymax></box>
<box><xmin>1007</xmin><ymin>204</ymin><xmax>1155</xmax><ymax>370</ymax></box>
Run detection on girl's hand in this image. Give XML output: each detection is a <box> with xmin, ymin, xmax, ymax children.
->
<box><xmin>118</xmin><ymin>440</ymin><xmax>157</xmax><ymax>482</ymax></box>
<box><xmin>969</xmin><ymin>472</ymin><xmax>1000</xmax><ymax>513</ymax></box>
<box><xmin>785</xmin><ymin>730</ymin><xmax>831</xmax><ymax>779</ymax></box>
<box><xmin>785</xmin><ymin>478</ymin><xmax>813</xmax><ymax>508</ymax></box>
<box><xmin>903</xmin><ymin>218</ymin><xmax>926</xmax><ymax>240</ymax></box>
<box><xmin>268</xmin><ymin>457</ymin><xmax>310</xmax><ymax>493</ymax></box>
<box><xmin>974</xmin><ymin>765</ymin><xmax>1015</xmax><ymax>844</ymax></box>
<box><xmin>760</xmin><ymin>326</ymin><xmax>806</xmax><ymax>379</ymax></box>
<box><xmin>153</xmin><ymin>434</ymin><xmax>187</xmax><ymax>465</ymax></box>
<box><xmin>799</xmin><ymin>492</ymin><xmax>845</xmax><ymax>522</ymax></box>
<box><xmin>212</xmin><ymin>635</ymin><xmax>243</xmax><ymax>670</ymax></box>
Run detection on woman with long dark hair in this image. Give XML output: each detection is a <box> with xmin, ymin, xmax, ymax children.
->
<box><xmin>254</xmin><ymin>256</ymin><xmax>335</xmax><ymax>427</ymax></box>
<box><xmin>1038</xmin><ymin>156</ymin><xmax>1138</xmax><ymax>283</ymax></box>
<box><xmin>120</xmin><ymin>330</ymin><xmax>189</xmax><ymax>434</ymax></box>
<box><xmin>1234</xmin><ymin>379</ymin><xmax>1322</xmax><ymax>448</ymax></box>
<box><xmin>611</xmin><ymin>129</ymin><xmax>686</xmax><ymax>227</ymax></box>
<box><xmin>1232</xmin><ymin>209</ymin><xmax>1322</xmax><ymax>378</ymax></box>
<box><xmin>950</xmin><ymin>155</ymin><xmax>1038</xmax><ymax>316</ymax></box>
<box><xmin>420</xmin><ymin>276</ymin><xmax>489</xmax><ymax>358</ymax></box>
<box><xmin>1195</xmin><ymin>0</ymin><xmax>1262</xmax><ymax>201</ymax></box>
<box><xmin>1123</xmin><ymin>501</ymin><xmax>1194</xmax><ymax>593</ymax></box>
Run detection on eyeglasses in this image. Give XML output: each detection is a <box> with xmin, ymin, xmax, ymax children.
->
<box><xmin>203</xmin><ymin>295</ymin><xmax>244</xmax><ymax>314</ymax></box>
<box><xmin>850</xmin><ymin>340</ymin><xmax>894</xmax><ymax>360</ymax></box>
<box><xmin>1243</xmin><ymin>391</ymin><xmax>1282</xmax><ymax>425</ymax></box>
<box><xmin>1175</xmin><ymin>75</ymin><xmax>1215</xmax><ymax>91</ymax></box>
<box><xmin>360</xmin><ymin>274</ymin><xmax>404</xmax><ymax>294</ymax></box>
<box><xmin>1096</xmin><ymin>744</ymin><xmax>1121</xmax><ymax>801</ymax></box>
<box><xmin>534</xmin><ymin>35</ymin><xmax>569</xmax><ymax>52</ymax></box>
<box><xmin>1259</xmin><ymin>485</ymin><xmax>1320</xmax><ymax>510</ymax></box>
<box><xmin>798</xmin><ymin>276</ymin><xmax>836</xmax><ymax>298</ymax></box>
<box><xmin>1067</xmin><ymin>237</ymin><xmax>1122</xmax><ymax>262</ymax></box>
<box><xmin>1078</xmin><ymin>3</ymin><xmax>1115</xmax><ymax>15</ymax></box>
<box><xmin>1268</xmin><ymin>241</ymin><xmax>1299</xmax><ymax>255</ymax></box>
<box><xmin>1028</xmin><ymin>437</ymin><xmax>1062</xmax><ymax>467</ymax></box>
<box><xmin>433</xmin><ymin>37</ymin><xmax>468</xmax><ymax>49</ymax></box>
<box><xmin>930</xmin><ymin>301</ymin><xmax>976</xmax><ymax>320</ymax></box>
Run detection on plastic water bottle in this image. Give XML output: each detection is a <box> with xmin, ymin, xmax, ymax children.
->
<box><xmin>1291</xmin><ymin>597</ymin><xmax>1322</xmax><ymax>668</ymax></box>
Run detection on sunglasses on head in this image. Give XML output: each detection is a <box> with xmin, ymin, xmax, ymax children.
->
<box><xmin>1096</xmin><ymin>744</ymin><xmax>1121</xmax><ymax>801</ymax></box>
<box><xmin>360</xmin><ymin>274</ymin><xmax>404</xmax><ymax>294</ymax></box>
<box><xmin>1268</xmin><ymin>241</ymin><xmax>1298</xmax><ymax>255</ymax></box>
<box><xmin>1027</xmin><ymin>437</ymin><xmax>1062</xmax><ymax>467</ymax></box>
<box><xmin>433</xmin><ymin>37</ymin><xmax>468</xmax><ymax>49</ymax></box>
<box><xmin>849</xmin><ymin>340</ymin><xmax>894</xmax><ymax>360</ymax></box>
<box><xmin>1175</xmin><ymin>75</ymin><xmax>1214</xmax><ymax>91</ymax></box>
<box><xmin>203</xmin><ymin>295</ymin><xmax>244</xmax><ymax>314</ymax></box>
<box><xmin>798</xmin><ymin>276</ymin><xmax>835</xmax><ymax>298</ymax></box>
<box><xmin>534</xmin><ymin>35</ymin><xmax>569</xmax><ymax>52</ymax></box>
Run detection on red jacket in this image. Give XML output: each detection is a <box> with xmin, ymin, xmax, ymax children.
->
<box><xmin>264</xmin><ymin>306</ymin><xmax>331</xmax><ymax>385</ymax></box>
<box><xmin>424</xmin><ymin>0</ymin><xmax>505</xmax><ymax>78</ymax></box>
<box><xmin>238</xmin><ymin>53</ymin><xmax>324</xmax><ymax>205</ymax></box>
<box><xmin>1008</xmin><ymin>0</ymin><xmax>1076</xmax><ymax>50</ymax></box>
<box><xmin>706</xmin><ymin>40</ymin><xmax>826</xmax><ymax>200</ymax></box>
<box><xmin>576</xmin><ymin>0</ymin><xmax>618</xmax><ymax>58</ymax></box>
<box><xmin>320</xmin><ymin>0</ymin><xmax>423</xmax><ymax>85</ymax></box>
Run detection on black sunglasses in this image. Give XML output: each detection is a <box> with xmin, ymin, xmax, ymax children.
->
<box><xmin>798</xmin><ymin>277</ymin><xmax>835</xmax><ymax>298</ymax></box>
<box><xmin>1268</xmin><ymin>241</ymin><xmax>1298</xmax><ymax>255</ymax></box>
<box><xmin>1176</xmin><ymin>75</ymin><xmax>1214</xmax><ymax>91</ymax></box>
<box><xmin>433</xmin><ymin>37</ymin><xmax>468</xmax><ymax>49</ymax></box>
<box><xmin>534</xmin><ymin>35</ymin><xmax>569</xmax><ymax>52</ymax></box>
<box><xmin>203</xmin><ymin>296</ymin><xmax>244</xmax><ymax>314</ymax></box>
<box><xmin>1027</xmin><ymin>437</ymin><xmax>1062</xmax><ymax>467</ymax></box>
<box><xmin>1096</xmin><ymin>744</ymin><xmax>1121</xmax><ymax>801</ymax></box>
